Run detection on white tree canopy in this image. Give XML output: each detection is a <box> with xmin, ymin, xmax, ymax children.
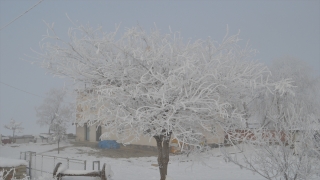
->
<box><xmin>36</xmin><ymin>24</ymin><xmax>285</xmax><ymax>148</ymax></box>
<box><xmin>222</xmin><ymin>57</ymin><xmax>320</xmax><ymax>180</ymax></box>
<box><xmin>270</xmin><ymin>57</ymin><xmax>320</xmax><ymax>118</ymax></box>
<box><xmin>223</xmin><ymin>98</ymin><xmax>320</xmax><ymax>180</ymax></box>
<box><xmin>35</xmin><ymin>88</ymin><xmax>73</xmax><ymax>133</ymax></box>
<box><xmin>246</xmin><ymin>57</ymin><xmax>320</xmax><ymax>128</ymax></box>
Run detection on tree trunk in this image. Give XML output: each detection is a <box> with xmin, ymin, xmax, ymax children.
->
<box><xmin>154</xmin><ymin>132</ymin><xmax>171</xmax><ymax>180</ymax></box>
<box><xmin>13</xmin><ymin>130</ymin><xmax>15</xmax><ymax>143</ymax></box>
<box><xmin>47</xmin><ymin>128</ymin><xmax>50</xmax><ymax>143</ymax></box>
<box><xmin>58</xmin><ymin>138</ymin><xmax>60</xmax><ymax>154</ymax></box>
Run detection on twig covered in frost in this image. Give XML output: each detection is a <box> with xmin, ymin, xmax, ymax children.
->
<box><xmin>35</xmin><ymin>24</ymin><xmax>280</xmax><ymax>180</ymax></box>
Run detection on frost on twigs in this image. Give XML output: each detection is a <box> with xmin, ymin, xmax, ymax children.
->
<box><xmin>35</xmin><ymin>23</ymin><xmax>301</xmax><ymax>180</ymax></box>
<box><xmin>36</xmin><ymin>24</ymin><xmax>276</xmax><ymax>150</ymax></box>
<box><xmin>222</xmin><ymin>57</ymin><xmax>320</xmax><ymax>180</ymax></box>
<box><xmin>223</xmin><ymin>111</ymin><xmax>320</xmax><ymax>180</ymax></box>
<box><xmin>35</xmin><ymin>88</ymin><xmax>73</xmax><ymax>135</ymax></box>
<box><xmin>273</xmin><ymin>78</ymin><xmax>295</xmax><ymax>96</ymax></box>
<box><xmin>4</xmin><ymin>119</ymin><xmax>24</xmax><ymax>142</ymax></box>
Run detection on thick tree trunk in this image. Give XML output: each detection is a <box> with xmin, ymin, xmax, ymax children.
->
<box><xmin>154</xmin><ymin>132</ymin><xmax>171</xmax><ymax>180</ymax></box>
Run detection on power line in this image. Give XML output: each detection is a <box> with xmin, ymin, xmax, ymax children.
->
<box><xmin>0</xmin><ymin>0</ymin><xmax>44</xmax><ymax>31</ymax></box>
<box><xmin>0</xmin><ymin>81</ymin><xmax>44</xmax><ymax>99</ymax></box>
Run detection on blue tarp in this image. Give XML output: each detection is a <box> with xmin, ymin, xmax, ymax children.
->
<box><xmin>98</xmin><ymin>140</ymin><xmax>120</xmax><ymax>149</ymax></box>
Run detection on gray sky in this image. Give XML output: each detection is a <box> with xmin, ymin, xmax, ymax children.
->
<box><xmin>0</xmin><ymin>1</ymin><xmax>319</xmax><ymax>136</ymax></box>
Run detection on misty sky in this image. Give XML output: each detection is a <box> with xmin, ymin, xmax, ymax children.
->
<box><xmin>0</xmin><ymin>1</ymin><xmax>319</xmax><ymax>136</ymax></box>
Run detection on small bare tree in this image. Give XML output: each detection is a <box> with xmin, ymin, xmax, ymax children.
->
<box><xmin>4</xmin><ymin>119</ymin><xmax>24</xmax><ymax>143</ymax></box>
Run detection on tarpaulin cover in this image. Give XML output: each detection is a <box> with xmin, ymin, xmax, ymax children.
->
<box><xmin>98</xmin><ymin>140</ymin><xmax>120</xmax><ymax>149</ymax></box>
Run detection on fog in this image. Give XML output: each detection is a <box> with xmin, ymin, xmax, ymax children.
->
<box><xmin>0</xmin><ymin>1</ymin><xmax>319</xmax><ymax>136</ymax></box>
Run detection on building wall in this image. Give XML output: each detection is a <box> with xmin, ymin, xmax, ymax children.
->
<box><xmin>89</xmin><ymin>125</ymin><xmax>97</xmax><ymax>142</ymax></box>
<box><xmin>204</xmin><ymin>125</ymin><xmax>225</xmax><ymax>144</ymax></box>
<box><xmin>76</xmin><ymin>124</ymin><xmax>157</xmax><ymax>146</ymax></box>
<box><xmin>75</xmin><ymin>123</ymin><xmax>224</xmax><ymax>146</ymax></box>
<box><xmin>75</xmin><ymin>91</ymin><xmax>225</xmax><ymax>146</ymax></box>
<box><xmin>100</xmin><ymin>132</ymin><xmax>157</xmax><ymax>146</ymax></box>
<box><xmin>76</xmin><ymin>124</ymin><xmax>103</xmax><ymax>142</ymax></box>
<box><xmin>15</xmin><ymin>137</ymin><xmax>34</xmax><ymax>144</ymax></box>
<box><xmin>75</xmin><ymin>125</ymin><xmax>85</xmax><ymax>141</ymax></box>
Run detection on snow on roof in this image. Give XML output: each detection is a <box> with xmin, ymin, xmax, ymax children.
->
<box><xmin>0</xmin><ymin>157</ymin><xmax>28</xmax><ymax>167</ymax></box>
<box><xmin>14</xmin><ymin>135</ymin><xmax>34</xmax><ymax>139</ymax></box>
<box><xmin>39</xmin><ymin>133</ymin><xmax>51</xmax><ymax>138</ymax></box>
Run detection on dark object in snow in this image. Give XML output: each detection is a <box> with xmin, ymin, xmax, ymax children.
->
<box><xmin>98</xmin><ymin>140</ymin><xmax>120</xmax><ymax>149</ymax></box>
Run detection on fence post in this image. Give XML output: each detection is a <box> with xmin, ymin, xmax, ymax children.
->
<box><xmin>92</xmin><ymin>161</ymin><xmax>100</xmax><ymax>170</ymax></box>
<box><xmin>84</xmin><ymin>160</ymin><xmax>87</xmax><ymax>170</ymax></box>
<box><xmin>67</xmin><ymin>158</ymin><xmax>69</xmax><ymax>168</ymax></box>
<box><xmin>28</xmin><ymin>151</ymin><xmax>32</xmax><ymax>179</ymax></box>
<box><xmin>41</xmin><ymin>155</ymin><xmax>43</xmax><ymax>176</ymax></box>
<box><xmin>33</xmin><ymin>152</ymin><xmax>36</xmax><ymax>178</ymax></box>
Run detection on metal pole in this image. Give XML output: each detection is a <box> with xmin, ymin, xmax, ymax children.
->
<box><xmin>84</xmin><ymin>160</ymin><xmax>86</xmax><ymax>170</ymax></box>
<box><xmin>33</xmin><ymin>152</ymin><xmax>36</xmax><ymax>178</ymax></box>
<box><xmin>29</xmin><ymin>152</ymin><xmax>32</xmax><ymax>179</ymax></box>
<box><xmin>92</xmin><ymin>161</ymin><xmax>100</xmax><ymax>170</ymax></box>
<box><xmin>41</xmin><ymin>155</ymin><xmax>43</xmax><ymax>176</ymax></box>
<box><xmin>67</xmin><ymin>158</ymin><xmax>69</xmax><ymax>168</ymax></box>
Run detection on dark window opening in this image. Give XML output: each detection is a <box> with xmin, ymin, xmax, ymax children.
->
<box><xmin>85</xmin><ymin>123</ymin><xmax>90</xmax><ymax>141</ymax></box>
<box><xmin>96</xmin><ymin>126</ymin><xmax>101</xmax><ymax>141</ymax></box>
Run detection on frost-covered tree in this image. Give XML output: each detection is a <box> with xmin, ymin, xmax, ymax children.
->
<box><xmin>4</xmin><ymin>119</ymin><xmax>24</xmax><ymax>142</ymax></box>
<box><xmin>223</xmin><ymin>102</ymin><xmax>320</xmax><ymax>180</ymax></box>
<box><xmin>246</xmin><ymin>57</ymin><xmax>320</xmax><ymax>128</ymax></box>
<box><xmin>269</xmin><ymin>57</ymin><xmax>320</xmax><ymax>121</ymax></box>
<box><xmin>35</xmin><ymin>24</ymin><xmax>280</xmax><ymax>180</ymax></box>
<box><xmin>49</xmin><ymin>118</ymin><xmax>67</xmax><ymax>154</ymax></box>
<box><xmin>35</xmin><ymin>88</ymin><xmax>73</xmax><ymax>134</ymax></box>
<box><xmin>222</xmin><ymin>57</ymin><xmax>320</xmax><ymax>180</ymax></box>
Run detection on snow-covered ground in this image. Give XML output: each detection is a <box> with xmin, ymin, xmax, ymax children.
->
<box><xmin>0</xmin><ymin>142</ymin><xmax>264</xmax><ymax>180</ymax></box>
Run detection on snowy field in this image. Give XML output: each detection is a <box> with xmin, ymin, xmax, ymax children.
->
<box><xmin>0</xmin><ymin>142</ymin><xmax>264</xmax><ymax>180</ymax></box>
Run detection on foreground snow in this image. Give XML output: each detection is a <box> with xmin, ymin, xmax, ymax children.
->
<box><xmin>0</xmin><ymin>143</ymin><xmax>263</xmax><ymax>180</ymax></box>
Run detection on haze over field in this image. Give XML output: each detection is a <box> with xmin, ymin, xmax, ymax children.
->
<box><xmin>0</xmin><ymin>1</ymin><xmax>319</xmax><ymax>136</ymax></box>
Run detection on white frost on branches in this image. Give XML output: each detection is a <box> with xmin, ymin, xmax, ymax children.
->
<box><xmin>223</xmin><ymin>105</ymin><xmax>320</xmax><ymax>180</ymax></box>
<box><xmin>49</xmin><ymin>117</ymin><xmax>68</xmax><ymax>154</ymax></box>
<box><xmin>35</xmin><ymin>88</ymin><xmax>73</xmax><ymax>134</ymax></box>
<box><xmin>35</xmin><ymin>24</ymin><xmax>278</xmax><ymax>149</ymax></box>
<box><xmin>35</xmin><ymin>23</ymin><xmax>306</xmax><ymax>180</ymax></box>
<box><xmin>222</xmin><ymin>57</ymin><xmax>320</xmax><ymax>180</ymax></box>
<box><xmin>4</xmin><ymin>119</ymin><xmax>24</xmax><ymax>139</ymax></box>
